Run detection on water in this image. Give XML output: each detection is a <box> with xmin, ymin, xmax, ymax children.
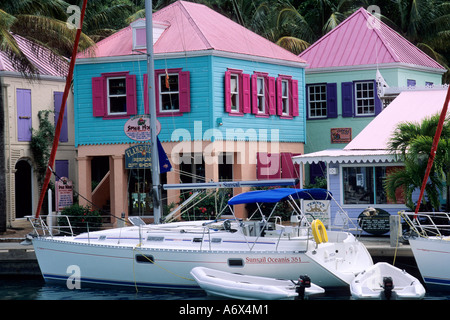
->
<box><xmin>0</xmin><ymin>276</ymin><xmax>448</xmax><ymax>301</ymax></box>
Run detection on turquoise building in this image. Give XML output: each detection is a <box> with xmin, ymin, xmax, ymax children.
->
<box><xmin>73</xmin><ymin>1</ymin><xmax>307</xmax><ymax>221</ymax></box>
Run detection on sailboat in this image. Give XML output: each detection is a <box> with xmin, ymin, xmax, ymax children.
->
<box><xmin>28</xmin><ymin>0</ymin><xmax>374</xmax><ymax>292</ymax></box>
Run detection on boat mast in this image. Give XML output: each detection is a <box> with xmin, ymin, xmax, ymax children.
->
<box><xmin>145</xmin><ymin>0</ymin><xmax>162</xmax><ymax>224</ymax></box>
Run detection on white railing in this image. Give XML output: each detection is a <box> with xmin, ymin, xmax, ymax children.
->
<box><xmin>400</xmin><ymin>211</ymin><xmax>450</xmax><ymax>238</ymax></box>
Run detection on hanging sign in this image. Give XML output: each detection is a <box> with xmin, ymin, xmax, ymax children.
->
<box><xmin>125</xmin><ymin>144</ymin><xmax>152</xmax><ymax>170</ymax></box>
<box><xmin>56</xmin><ymin>177</ymin><xmax>73</xmax><ymax>212</ymax></box>
<box><xmin>358</xmin><ymin>208</ymin><xmax>390</xmax><ymax>235</ymax></box>
<box><xmin>124</xmin><ymin>115</ymin><xmax>161</xmax><ymax>141</ymax></box>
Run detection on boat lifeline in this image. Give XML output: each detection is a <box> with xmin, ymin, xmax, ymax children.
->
<box><xmin>30</xmin><ymin>188</ymin><xmax>373</xmax><ymax>290</ymax></box>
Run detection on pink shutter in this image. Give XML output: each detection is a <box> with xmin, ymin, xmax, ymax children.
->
<box><xmin>126</xmin><ymin>74</ymin><xmax>137</xmax><ymax>116</ymax></box>
<box><xmin>92</xmin><ymin>77</ymin><xmax>106</xmax><ymax>117</ymax></box>
<box><xmin>251</xmin><ymin>74</ymin><xmax>258</xmax><ymax>114</ymax></box>
<box><xmin>155</xmin><ymin>72</ymin><xmax>161</xmax><ymax>116</ymax></box>
<box><xmin>268</xmin><ymin>77</ymin><xmax>276</xmax><ymax>115</ymax></box>
<box><xmin>242</xmin><ymin>73</ymin><xmax>251</xmax><ymax>113</ymax></box>
<box><xmin>290</xmin><ymin>79</ymin><xmax>299</xmax><ymax>117</ymax></box>
<box><xmin>143</xmin><ymin>74</ymin><xmax>149</xmax><ymax>114</ymax></box>
<box><xmin>179</xmin><ymin>71</ymin><xmax>190</xmax><ymax>113</ymax></box>
<box><xmin>224</xmin><ymin>71</ymin><xmax>232</xmax><ymax>112</ymax></box>
<box><xmin>276</xmin><ymin>77</ymin><xmax>283</xmax><ymax>115</ymax></box>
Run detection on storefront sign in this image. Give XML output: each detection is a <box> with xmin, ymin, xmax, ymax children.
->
<box><xmin>303</xmin><ymin>200</ymin><xmax>331</xmax><ymax>228</ymax></box>
<box><xmin>125</xmin><ymin>144</ymin><xmax>152</xmax><ymax>169</ymax></box>
<box><xmin>331</xmin><ymin>128</ymin><xmax>352</xmax><ymax>143</ymax></box>
<box><xmin>124</xmin><ymin>115</ymin><xmax>161</xmax><ymax>141</ymax></box>
<box><xmin>56</xmin><ymin>177</ymin><xmax>73</xmax><ymax>212</ymax></box>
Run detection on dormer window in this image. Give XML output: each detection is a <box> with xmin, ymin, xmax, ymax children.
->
<box><xmin>131</xmin><ymin>19</ymin><xmax>170</xmax><ymax>51</ymax></box>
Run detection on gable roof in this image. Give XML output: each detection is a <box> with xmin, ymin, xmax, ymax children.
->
<box><xmin>293</xmin><ymin>88</ymin><xmax>449</xmax><ymax>164</ymax></box>
<box><xmin>77</xmin><ymin>0</ymin><xmax>306</xmax><ymax>65</ymax></box>
<box><xmin>299</xmin><ymin>8</ymin><xmax>445</xmax><ymax>72</ymax></box>
<box><xmin>0</xmin><ymin>34</ymin><xmax>68</xmax><ymax>77</ymax></box>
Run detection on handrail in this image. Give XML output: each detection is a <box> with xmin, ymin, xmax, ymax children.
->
<box><xmin>400</xmin><ymin>211</ymin><xmax>450</xmax><ymax>238</ymax></box>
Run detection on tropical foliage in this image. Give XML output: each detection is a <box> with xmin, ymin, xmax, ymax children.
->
<box><xmin>1</xmin><ymin>0</ymin><xmax>449</xmax><ymax>80</ymax></box>
<box><xmin>385</xmin><ymin>114</ymin><xmax>450</xmax><ymax>211</ymax></box>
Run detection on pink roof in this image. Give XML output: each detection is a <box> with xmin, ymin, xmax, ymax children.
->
<box><xmin>293</xmin><ymin>88</ymin><xmax>449</xmax><ymax>164</ymax></box>
<box><xmin>0</xmin><ymin>34</ymin><xmax>68</xmax><ymax>77</ymax></box>
<box><xmin>299</xmin><ymin>8</ymin><xmax>445</xmax><ymax>70</ymax></box>
<box><xmin>346</xmin><ymin>89</ymin><xmax>449</xmax><ymax>151</ymax></box>
<box><xmin>78</xmin><ymin>0</ymin><xmax>306</xmax><ymax>64</ymax></box>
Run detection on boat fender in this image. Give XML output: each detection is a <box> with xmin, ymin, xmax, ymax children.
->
<box><xmin>383</xmin><ymin>277</ymin><xmax>394</xmax><ymax>300</ymax></box>
<box><xmin>311</xmin><ymin>220</ymin><xmax>328</xmax><ymax>245</ymax></box>
<box><xmin>295</xmin><ymin>275</ymin><xmax>311</xmax><ymax>300</ymax></box>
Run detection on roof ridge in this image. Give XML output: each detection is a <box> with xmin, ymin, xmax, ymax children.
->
<box><xmin>176</xmin><ymin>1</ymin><xmax>212</xmax><ymax>49</ymax></box>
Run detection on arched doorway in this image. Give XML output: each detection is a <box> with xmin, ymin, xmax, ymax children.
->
<box><xmin>15</xmin><ymin>160</ymin><xmax>32</xmax><ymax>218</ymax></box>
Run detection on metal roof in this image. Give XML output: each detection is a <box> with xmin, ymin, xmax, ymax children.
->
<box><xmin>299</xmin><ymin>8</ymin><xmax>445</xmax><ymax>71</ymax></box>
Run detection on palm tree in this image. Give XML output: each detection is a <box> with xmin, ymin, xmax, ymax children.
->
<box><xmin>385</xmin><ymin>114</ymin><xmax>450</xmax><ymax>211</ymax></box>
<box><xmin>0</xmin><ymin>0</ymin><xmax>94</xmax><ymax>77</ymax></box>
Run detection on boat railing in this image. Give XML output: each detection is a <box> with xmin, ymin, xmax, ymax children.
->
<box><xmin>400</xmin><ymin>211</ymin><xmax>450</xmax><ymax>238</ymax></box>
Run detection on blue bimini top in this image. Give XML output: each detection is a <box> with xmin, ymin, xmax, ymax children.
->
<box><xmin>227</xmin><ymin>188</ymin><xmax>332</xmax><ymax>205</ymax></box>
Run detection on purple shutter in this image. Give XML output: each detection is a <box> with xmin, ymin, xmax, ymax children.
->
<box><xmin>17</xmin><ymin>89</ymin><xmax>32</xmax><ymax>141</ymax></box>
<box><xmin>126</xmin><ymin>74</ymin><xmax>137</xmax><ymax>116</ymax></box>
<box><xmin>179</xmin><ymin>71</ymin><xmax>190</xmax><ymax>113</ymax></box>
<box><xmin>281</xmin><ymin>153</ymin><xmax>300</xmax><ymax>179</ymax></box>
<box><xmin>242</xmin><ymin>73</ymin><xmax>251</xmax><ymax>113</ymax></box>
<box><xmin>290</xmin><ymin>79</ymin><xmax>299</xmax><ymax>117</ymax></box>
<box><xmin>251</xmin><ymin>75</ymin><xmax>258</xmax><ymax>114</ymax></box>
<box><xmin>54</xmin><ymin>91</ymin><xmax>68</xmax><ymax>142</ymax></box>
<box><xmin>326</xmin><ymin>83</ymin><xmax>337</xmax><ymax>118</ymax></box>
<box><xmin>92</xmin><ymin>77</ymin><xmax>106</xmax><ymax>117</ymax></box>
<box><xmin>276</xmin><ymin>77</ymin><xmax>283</xmax><ymax>115</ymax></box>
<box><xmin>341</xmin><ymin>82</ymin><xmax>354</xmax><ymax>117</ymax></box>
<box><xmin>374</xmin><ymin>80</ymin><xmax>382</xmax><ymax>115</ymax></box>
<box><xmin>224</xmin><ymin>71</ymin><xmax>232</xmax><ymax>112</ymax></box>
<box><xmin>268</xmin><ymin>77</ymin><xmax>276</xmax><ymax>115</ymax></box>
<box><xmin>55</xmin><ymin>160</ymin><xmax>69</xmax><ymax>181</ymax></box>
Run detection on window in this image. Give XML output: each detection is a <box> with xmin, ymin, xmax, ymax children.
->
<box><xmin>225</xmin><ymin>69</ymin><xmax>250</xmax><ymax>115</ymax></box>
<box><xmin>407</xmin><ymin>79</ymin><xmax>416</xmax><ymax>87</ymax></box>
<box><xmin>281</xmin><ymin>79</ymin><xmax>289</xmax><ymax>115</ymax></box>
<box><xmin>308</xmin><ymin>84</ymin><xmax>327</xmax><ymax>118</ymax></box>
<box><xmin>107</xmin><ymin>77</ymin><xmax>127</xmax><ymax>115</ymax></box>
<box><xmin>342</xmin><ymin>80</ymin><xmax>381</xmax><ymax>118</ymax></box>
<box><xmin>159</xmin><ymin>73</ymin><xmax>179</xmax><ymax>112</ymax></box>
<box><xmin>355</xmin><ymin>81</ymin><xmax>375</xmax><ymax>116</ymax></box>
<box><xmin>92</xmin><ymin>72</ymin><xmax>137</xmax><ymax>119</ymax></box>
<box><xmin>256</xmin><ymin>77</ymin><xmax>265</xmax><ymax>114</ymax></box>
<box><xmin>343</xmin><ymin>166</ymin><xmax>403</xmax><ymax>205</ymax></box>
<box><xmin>143</xmin><ymin>68</ymin><xmax>190</xmax><ymax>117</ymax></box>
<box><xmin>276</xmin><ymin>75</ymin><xmax>299</xmax><ymax>118</ymax></box>
<box><xmin>230</xmin><ymin>74</ymin><xmax>239</xmax><ymax>112</ymax></box>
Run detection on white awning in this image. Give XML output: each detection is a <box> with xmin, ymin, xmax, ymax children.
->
<box><xmin>292</xmin><ymin>149</ymin><xmax>396</xmax><ymax>164</ymax></box>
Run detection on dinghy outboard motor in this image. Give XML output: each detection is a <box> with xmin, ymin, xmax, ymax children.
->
<box><xmin>295</xmin><ymin>275</ymin><xmax>311</xmax><ymax>300</ymax></box>
<box><xmin>382</xmin><ymin>276</ymin><xmax>394</xmax><ymax>300</ymax></box>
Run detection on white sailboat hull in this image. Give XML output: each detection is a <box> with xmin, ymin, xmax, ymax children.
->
<box><xmin>409</xmin><ymin>236</ymin><xmax>450</xmax><ymax>290</ymax></box>
<box><xmin>32</xmin><ymin>222</ymin><xmax>372</xmax><ymax>290</ymax></box>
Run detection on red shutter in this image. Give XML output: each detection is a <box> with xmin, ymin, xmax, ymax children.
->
<box><xmin>155</xmin><ymin>72</ymin><xmax>161</xmax><ymax>116</ymax></box>
<box><xmin>143</xmin><ymin>74</ymin><xmax>149</xmax><ymax>114</ymax></box>
<box><xmin>251</xmin><ymin>75</ymin><xmax>258</xmax><ymax>114</ymax></box>
<box><xmin>242</xmin><ymin>73</ymin><xmax>251</xmax><ymax>113</ymax></box>
<box><xmin>268</xmin><ymin>77</ymin><xmax>276</xmax><ymax>115</ymax></box>
<box><xmin>179</xmin><ymin>71</ymin><xmax>190</xmax><ymax>113</ymax></box>
<box><xmin>92</xmin><ymin>77</ymin><xmax>106</xmax><ymax>117</ymax></box>
<box><xmin>224</xmin><ymin>71</ymin><xmax>232</xmax><ymax>112</ymax></box>
<box><xmin>276</xmin><ymin>77</ymin><xmax>283</xmax><ymax>116</ymax></box>
<box><xmin>126</xmin><ymin>74</ymin><xmax>137</xmax><ymax>116</ymax></box>
<box><xmin>290</xmin><ymin>79</ymin><xmax>299</xmax><ymax>117</ymax></box>
<box><xmin>257</xmin><ymin>152</ymin><xmax>281</xmax><ymax>180</ymax></box>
